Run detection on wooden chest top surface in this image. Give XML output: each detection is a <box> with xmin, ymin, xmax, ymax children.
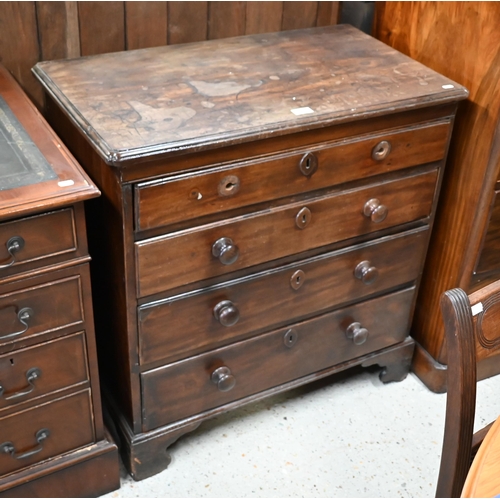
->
<box><xmin>33</xmin><ymin>25</ymin><xmax>467</xmax><ymax>165</ymax></box>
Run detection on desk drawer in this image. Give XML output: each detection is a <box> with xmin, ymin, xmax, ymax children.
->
<box><xmin>0</xmin><ymin>209</ymin><xmax>77</xmax><ymax>275</ymax></box>
<box><xmin>0</xmin><ymin>390</ymin><xmax>94</xmax><ymax>476</ymax></box>
<box><xmin>135</xmin><ymin>122</ymin><xmax>450</xmax><ymax>231</ymax></box>
<box><xmin>0</xmin><ymin>333</ymin><xmax>88</xmax><ymax>410</ymax></box>
<box><xmin>142</xmin><ymin>286</ymin><xmax>415</xmax><ymax>430</ymax></box>
<box><xmin>136</xmin><ymin>169</ymin><xmax>437</xmax><ymax>297</ymax></box>
<box><xmin>0</xmin><ymin>275</ymin><xmax>84</xmax><ymax>349</ymax></box>
<box><xmin>139</xmin><ymin>227</ymin><xmax>428</xmax><ymax>366</ymax></box>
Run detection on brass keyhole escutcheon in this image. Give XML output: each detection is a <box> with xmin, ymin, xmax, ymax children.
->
<box><xmin>218</xmin><ymin>175</ymin><xmax>240</xmax><ymax>197</ymax></box>
<box><xmin>371</xmin><ymin>140</ymin><xmax>392</xmax><ymax>161</ymax></box>
<box><xmin>299</xmin><ymin>152</ymin><xmax>318</xmax><ymax>176</ymax></box>
<box><xmin>290</xmin><ymin>270</ymin><xmax>305</xmax><ymax>290</ymax></box>
<box><xmin>283</xmin><ymin>329</ymin><xmax>298</xmax><ymax>348</ymax></box>
<box><xmin>295</xmin><ymin>207</ymin><xmax>311</xmax><ymax>229</ymax></box>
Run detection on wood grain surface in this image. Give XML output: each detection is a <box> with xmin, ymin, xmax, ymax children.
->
<box><xmin>375</xmin><ymin>2</ymin><xmax>500</xmax><ymax>367</ymax></box>
<box><xmin>0</xmin><ymin>1</ymin><xmax>340</xmax><ymax>109</ymax></box>
<box><xmin>34</xmin><ymin>25</ymin><xmax>467</xmax><ymax>163</ymax></box>
<box><xmin>461</xmin><ymin>416</ymin><xmax>500</xmax><ymax>497</ymax></box>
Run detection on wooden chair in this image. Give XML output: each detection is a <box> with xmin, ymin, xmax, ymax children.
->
<box><xmin>435</xmin><ymin>280</ymin><xmax>500</xmax><ymax>497</ymax></box>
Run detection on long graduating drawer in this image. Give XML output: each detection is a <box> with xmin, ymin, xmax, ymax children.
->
<box><xmin>134</xmin><ymin>121</ymin><xmax>450</xmax><ymax>231</ymax></box>
<box><xmin>141</xmin><ymin>286</ymin><xmax>415</xmax><ymax>430</ymax></box>
<box><xmin>0</xmin><ymin>332</ymin><xmax>89</xmax><ymax>410</ymax></box>
<box><xmin>0</xmin><ymin>390</ymin><xmax>94</xmax><ymax>476</ymax></box>
<box><xmin>0</xmin><ymin>275</ymin><xmax>84</xmax><ymax>349</ymax></box>
<box><xmin>138</xmin><ymin>227</ymin><xmax>428</xmax><ymax>366</ymax></box>
<box><xmin>136</xmin><ymin>169</ymin><xmax>437</xmax><ymax>297</ymax></box>
<box><xmin>0</xmin><ymin>209</ymin><xmax>77</xmax><ymax>274</ymax></box>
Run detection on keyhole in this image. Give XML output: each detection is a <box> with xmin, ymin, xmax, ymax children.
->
<box><xmin>296</xmin><ymin>207</ymin><xmax>311</xmax><ymax>229</ymax></box>
<box><xmin>10</xmin><ymin>358</ymin><xmax>14</xmax><ymax>365</ymax></box>
<box><xmin>218</xmin><ymin>175</ymin><xmax>240</xmax><ymax>197</ymax></box>
<box><xmin>283</xmin><ymin>329</ymin><xmax>298</xmax><ymax>347</ymax></box>
<box><xmin>290</xmin><ymin>269</ymin><xmax>305</xmax><ymax>290</ymax></box>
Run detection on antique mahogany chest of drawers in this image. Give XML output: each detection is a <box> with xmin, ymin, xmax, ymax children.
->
<box><xmin>0</xmin><ymin>65</ymin><xmax>119</xmax><ymax>496</ymax></box>
<box><xmin>33</xmin><ymin>25</ymin><xmax>468</xmax><ymax>480</ymax></box>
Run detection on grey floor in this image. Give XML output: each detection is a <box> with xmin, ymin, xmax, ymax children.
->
<box><xmin>102</xmin><ymin>366</ymin><xmax>500</xmax><ymax>498</ymax></box>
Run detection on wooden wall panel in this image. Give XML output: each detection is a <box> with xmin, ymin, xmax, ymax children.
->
<box><xmin>0</xmin><ymin>1</ymin><xmax>41</xmax><ymax>104</ymax></box>
<box><xmin>125</xmin><ymin>2</ymin><xmax>167</xmax><ymax>50</ymax></box>
<box><xmin>0</xmin><ymin>1</ymin><xmax>339</xmax><ymax>109</ymax></box>
<box><xmin>245</xmin><ymin>2</ymin><xmax>283</xmax><ymax>34</ymax></box>
<box><xmin>282</xmin><ymin>1</ymin><xmax>319</xmax><ymax>30</ymax></box>
<box><xmin>78</xmin><ymin>1</ymin><xmax>126</xmax><ymax>56</ymax></box>
<box><xmin>168</xmin><ymin>2</ymin><xmax>208</xmax><ymax>45</ymax></box>
<box><xmin>37</xmin><ymin>2</ymin><xmax>81</xmax><ymax>60</ymax></box>
<box><xmin>208</xmin><ymin>1</ymin><xmax>246</xmax><ymax>40</ymax></box>
<box><xmin>317</xmin><ymin>1</ymin><xmax>340</xmax><ymax>26</ymax></box>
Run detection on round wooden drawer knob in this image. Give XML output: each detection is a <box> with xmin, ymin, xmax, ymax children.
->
<box><xmin>213</xmin><ymin>300</ymin><xmax>240</xmax><ymax>327</ymax></box>
<box><xmin>211</xmin><ymin>366</ymin><xmax>236</xmax><ymax>392</ymax></box>
<box><xmin>354</xmin><ymin>260</ymin><xmax>378</xmax><ymax>284</ymax></box>
<box><xmin>345</xmin><ymin>322</ymin><xmax>369</xmax><ymax>345</ymax></box>
<box><xmin>372</xmin><ymin>140</ymin><xmax>392</xmax><ymax>161</ymax></box>
<box><xmin>212</xmin><ymin>237</ymin><xmax>239</xmax><ymax>265</ymax></box>
<box><xmin>363</xmin><ymin>198</ymin><xmax>388</xmax><ymax>223</ymax></box>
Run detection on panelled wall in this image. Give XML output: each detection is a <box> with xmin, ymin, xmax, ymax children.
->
<box><xmin>0</xmin><ymin>1</ymin><xmax>339</xmax><ymax>109</ymax></box>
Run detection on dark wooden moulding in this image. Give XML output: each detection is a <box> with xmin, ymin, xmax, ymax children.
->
<box><xmin>32</xmin><ymin>25</ymin><xmax>468</xmax><ymax>480</ymax></box>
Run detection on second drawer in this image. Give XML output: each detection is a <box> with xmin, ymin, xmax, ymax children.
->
<box><xmin>0</xmin><ymin>275</ymin><xmax>84</xmax><ymax>350</ymax></box>
<box><xmin>136</xmin><ymin>169</ymin><xmax>438</xmax><ymax>297</ymax></box>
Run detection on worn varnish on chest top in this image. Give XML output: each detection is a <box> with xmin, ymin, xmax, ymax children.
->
<box><xmin>33</xmin><ymin>25</ymin><xmax>467</xmax><ymax>481</ymax></box>
<box><xmin>34</xmin><ymin>24</ymin><xmax>466</xmax><ymax>163</ymax></box>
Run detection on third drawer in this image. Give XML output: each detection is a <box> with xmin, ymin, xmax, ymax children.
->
<box><xmin>138</xmin><ymin>226</ymin><xmax>429</xmax><ymax>366</ymax></box>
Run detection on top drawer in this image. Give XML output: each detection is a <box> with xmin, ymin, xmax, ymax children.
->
<box><xmin>134</xmin><ymin>121</ymin><xmax>451</xmax><ymax>231</ymax></box>
<box><xmin>0</xmin><ymin>209</ymin><xmax>77</xmax><ymax>277</ymax></box>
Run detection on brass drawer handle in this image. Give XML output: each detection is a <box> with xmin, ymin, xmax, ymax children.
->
<box><xmin>1</xmin><ymin>428</ymin><xmax>50</xmax><ymax>460</ymax></box>
<box><xmin>0</xmin><ymin>367</ymin><xmax>41</xmax><ymax>401</ymax></box>
<box><xmin>299</xmin><ymin>152</ymin><xmax>318</xmax><ymax>176</ymax></box>
<box><xmin>213</xmin><ymin>300</ymin><xmax>240</xmax><ymax>327</ymax></box>
<box><xmin>211</xmin><ymin>366</ymin><xmax>236</xmax><ymax>392</ymax></box>
<box><xmin>372</xmin><ymin>140</ymin><xmax>392</xmax><ymax>161</ymax></box>
<box><xmin>345</xmin><ymin>322</ymin><xmax>369</xmax><ymax>345</ymax></box>
<box><xmin>0</xmin><ymin>236</ymin><xmax>25</xmax><ymax>269</ymax></box>
<box><xmin>212</xmin><ymin>237</ymin><xmax>239</xmax><ymax>265</ymax></box>
<box><xmin>0</xmin><ymin>307</ymin><xmax>34</xmax><ymax>341</ymax></box>
<box><xmin>354</xmin><ymin>260</ymin><xmax>378</xmax><ymax>284</ymax></box>
<box><xmin>363</xmin><ymin>198</ymin><xmax>388</xmax><ymax>223</ymax></box>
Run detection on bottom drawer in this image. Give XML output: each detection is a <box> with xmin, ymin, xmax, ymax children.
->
<box><xmin>142</xmin><ymin>286</ymin><xmax>415</xmax><ymax>431</ymax></box>
<box><xmin>0</xmin><ymin>390</ymin><xmax>94</xmax><ymax>476</ymax></box>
